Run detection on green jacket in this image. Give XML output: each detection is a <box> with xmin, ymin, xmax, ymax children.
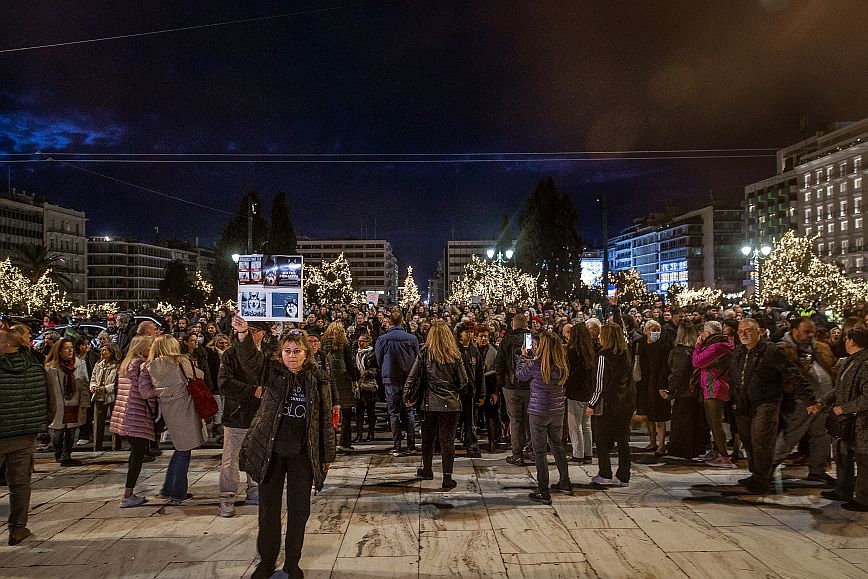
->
<box><xmin>0</xmin><ymin>351</ymin><xmax>50</xmax><ymax>439</ymax></box>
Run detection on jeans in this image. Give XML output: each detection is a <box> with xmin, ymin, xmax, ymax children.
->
<box><xmin>592</xmin><ymin>409</ymin><xmax>632</xmax><ymax>482</ymax></box>
<box><xmin>50</xmin><ymin>426</ymin><xmax>75</xmax><ymax>462</ymax></box>
<box><xmin>503</xmin><ymin>388</ymin><xmax>530</xmax><ymax>459</ymax></box>
<box><xmin>566</xmin><ymin>400</ymin><xmax>592</xmax><ymax>458</ymax></box>
<box><xmin>834</xmin><ymin>440</ymin><xmax>868</xmax><ymax>505</ymax></box>
<box><xmin>161</xmin><ymin>449</ymin><xmax>192</xmax><ymax>500</ymax></box>
<box><xmin>421</xmin><ymin>411</ymin><xmax>460</xmax><ymax>475</ymax></box>
<box><xmin>125</xmin><ymin>436</ymin><xmax>150</xmax><ymax>490</ymax></box>
<box><xmin>704</xmin><ymin>398</ymin><xmax>728</xmax><ymax>455</ymax></box>
<box><xmin>355</xmin><ymin>391</ymin><xmax>377</xmax><ymax>438</ymax></box>
<box><xmin>385</xmin><ymin>382</ymin><xmax>415</xmax><ymax>450</ymax></box>
<box><xmin>773</xmin><ymin>399</ymin><xmax>830</xmax><ymax>476</ymax></box>
<box><xmin>0</xmin><ymin>435</ymin><xmax>35</xmax><ymax>531</ymax></box>
<box><xmin>219</xmin><ymin>426</ymin><xmax>258</xmax><ymax>500</ymax></box>
<box><xmin>736</xmin><ymin>400</ymin><xmax>781</xmax><ymax>488</ymax></box>
<box><xmin>528</xmin><ymin>413</ymin><xmax>570</xmax><ymax>492</ymax></box>
<box><xmin>256</xmin><ymin>452</ymin><xmax>312</xmax><ymax>579</ymax></box>
<box><xmin>459</xmin><ymin>393</ymin><xmax>479</xmax><ymax>451</ymax></box>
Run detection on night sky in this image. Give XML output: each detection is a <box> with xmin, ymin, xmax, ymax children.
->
<box><xmin>2</xmin><ymin>1</ymin><xmax>867</xmax><ymax>285</ymax></box>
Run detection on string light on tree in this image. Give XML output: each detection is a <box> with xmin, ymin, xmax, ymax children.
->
<box><xmin>303</xmin><ymin>253</ymin><xmax>362</xmax><ymax>305</ymax></box>
<box><xmin>193</xmin><ymin>271</ymin><xmax>213</xmax><ymax>298</ymax></box>
<box><xmin>448</xmin><ymin>255</ymin><xmax>538</xmax><ymax>305</ymax></box>
<box><xmin>608</xmin><ymin>269</ymin><xmax>655</xmax><ymax>306</ymax></box>
<box><xmin>399</xmin><ymin>266</ymin><xmax>421</xmax><ymax>308</ymax></box>
<box><xmin>671</xmin><ymin>286</ymin><xmax>723</xmax><ymax>308</ymax></box>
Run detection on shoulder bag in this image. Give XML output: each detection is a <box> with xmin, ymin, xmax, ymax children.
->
<box><xmin>182</xmin><ymin>362</ymin><xmax>218</xmax><ymax>419</ymax></box>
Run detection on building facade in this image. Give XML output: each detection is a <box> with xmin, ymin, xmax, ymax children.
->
<box><xmin>87</xmin><ymin>237</ymin><xmax>215</xmax><ymax>308</ymax></box>
<box><xmin>0</xmin><ymin>189</ymin><xmax>88</xmax><ymax>305</ymax></box>
<box><xmin>608</xmin><ymin>206</ymin><xmax>743</xmax><ymax>293</ymax></box>
<box><xmin>296</xmin><ymin>238</ymin><xmax>398</xmax><ymax>303</ymax></box>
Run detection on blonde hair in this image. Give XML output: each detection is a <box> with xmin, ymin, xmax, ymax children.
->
<box><xmin>119</xmin><ymin>335</ymin><xmax>154</xmax><ymax>377</ymax></box>
<box><xmin>425</xmin><ymin>320</ymin><xmax>461</xmax><ymax>365</ymax></box>
<box><xmin>323</xmin><ymin>321</ymin><xmax>349</xmax><ymax>349</ymax></box>
<box><xmin>600</xmin><ymin>324</ymin><xmax>628</xmax><ymax>354</ymax></box>
<box><xmin>275</xmin><ymin>329</ymin><xmax>313</xmax><ymax>369</ymax></box>
<box><xmin>536</xmin><ymin>331</ymin><xmax>569</xmax><ymax>386</ymax></box>
<box><xmin>147</xmin><ymin>335</ymin><xmax>185</xmax><ymax>364</ymax></box>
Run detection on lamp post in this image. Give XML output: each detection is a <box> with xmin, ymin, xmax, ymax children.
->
<box><xmin>741</xmin><ymin>244</ymin><xmax>772</xmax><ymax>302</ymax></box>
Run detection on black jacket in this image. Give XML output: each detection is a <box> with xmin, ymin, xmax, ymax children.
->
<box><xmin>495</xmin><ymin>328</ymin><xmax>531</xmax><ymax>391</ymax></box>
<box><xmin>730</xmin><ymin>340</ymin><xmax>817</xmax><ymax>410</ymax></box>
<box><xmin>236</xmin><ymin>334</ymin><xmax>336</xmax><ymax>490</ymax></box>
<box><xmin>218</xmin><ymin>343</ymin><xmax>261</xmax><ymax>429</ymax></box>
<box><xmin>565</xmin><ymin>348</ymin><xmax>594</xmax><ymax>402</ymax></box>
<box><xmin>459</xmin><ymin>342</ymin><xmax>485</xmax><ymax>401</ymax></box>
<box><xmin>404</xmin><ymin>349</ymin><xmax>468</xmax><ymax>412</ymax></box>
<box><xmin>589</xmin><ymin>347</ymin><xmax>634</xmax><ymax>415</ymax></box>
<box><xmin>667</xmin><ymin>344</ymin><xmax>697</xmax><ymax>399</ymax></box>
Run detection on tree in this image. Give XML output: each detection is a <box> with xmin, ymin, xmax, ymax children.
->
<box><xmin>400</xmin><ymin>266</ymin><xmax>421</xmax><ymax>308</ymax></box>
<box><xmin>0</xmin><ymin>258</ymin><xmax>71</xmax><ymax>314</ymax></box>
<box><xmin>12</xmin><ymin>243</ymin><xmax>72</xmax><ymax>287</ymax></box>
<box><xmin>303</xmin><ymin>254</ymin><xmax>361</xmax><ymax>305</ymax></box>
<box><xmin>515</xmin><ymin>177</ymin><xmax>584</xmax><ymax>300</ymax></box>
<box><xmin>609</xmin><ymin>269</ymin><xmax>656</xmax><ymax>306</ymax></box>
<box><xmin>448</xmin><ymin>255</ymin><xmax>539</xmax><ymax>305</ymax></box>
<box><xmin>213</xmin><ymin>192</ymin><xmax>270</xmax><ymax>298</ymax></box>
<box><xmin>159</xmin><ymin>260</ymin><xmax>209</xmax><ymax>308</ymax></box>
<box><xmin>264</xmin><ymin>191</ymin><xmax>297</xmax><ymax>255</ymax></box>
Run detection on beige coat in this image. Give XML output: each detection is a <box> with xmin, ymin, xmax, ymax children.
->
<box><xmin>143</xmin><ymin>357</ymin><xmax>206</xmax><ymax>452</ymax></box>
<box><xmin>46</xmin><ymin>360</ymin><xmax>89</xmax><ymax>429</ymax></box>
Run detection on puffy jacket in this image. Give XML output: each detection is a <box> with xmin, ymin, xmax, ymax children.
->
<box><xmin>110</xmin><ymin>357</ymin><xmax>156</xmax><ymax>440</ymax></box>
<box><xmin>495</xmin><ymin>328</ymin><xmax>531</xmax><ymax>391</ymax></box>
<box><xmin>374</xmin><ymin>326</ymin><xmax>419</xmax><ymax>384</ymax></box>
<box><xmin>142</xmin><ymin>358</ymin><xmax>205</xmax><ymax>452</ymax></box>
<box><xmin>691</xmin><ymin>336</ymin><xmax>733</xmax><ymax>401</ymax></box>
<box><xmin>218</xmin><ymin>343</ymin><xmax>261</xmax><ymax>429</ymax></box>
<box><xmin>822</xmin><ymin>349</ymin><xmax>868</xmax><ymax>454</ymax></box>
<box><xmin>403</xmin><ymin>349</ymin><xmax>467</xmax><ymax>413</ymax></box>
<box><xmin>668</xmin><ymin>344</ymin><xmax>697</xmax><ymax>399</ymax></box>
<box><xmin>46</xmin><ymin>360</ymin><xmax>89</xmax><ymax>429</ymax></box>
<box><xmin>589</xmin><ymin>348</ymin><xmax>634</xmax><ymax>415</ymax></box>
<box><xmin>322</xmin><ymin>338</ymin><xmax>361</xmax><ymax>407</ymax></box>
<box><xmin>730</xmin><ymin>340</ymin><xmax>817</xmax><ymax>410</ymax></box>
<box><xmin>236</xmin><ymin>334</ymin><xmax>335</xmax><ymax>491</ymax></box>
<box><xmin>516</xmin><ymin>356</ymin><xmax>566</xmax><ymax>417</ymax></box>
<box><xmin>0</xmin><ymin>351</ymin><xmax>50</xmax><ymax>438</ymax></box>
<box><xmin>564</xmin><ymin>348</ymin><xmax>594</xmax><ymax>402</ymax></box>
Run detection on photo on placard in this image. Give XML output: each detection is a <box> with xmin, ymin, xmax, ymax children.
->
<box><xmin>238</xmin><ymin>255</ymin><xmax>263</xmax><ymax>285</ymax></box>
<box><xmin>239</xmin><ymin>290</ymin><xmax>267</xmax><ymax>318</ymax></box>
<box><xmin>271</xmin><ymin>291</ymin><xmax>300</xmax><ymax>320</ymax></box>
<box><xmin>262</xmin><ymin>255</ymin><xmax>303</xmax><ymax>288</ymax></box>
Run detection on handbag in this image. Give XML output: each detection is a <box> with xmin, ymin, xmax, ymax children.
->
<box><xmin>826</xmin><ymin>412</ymin><xmax>855</xmax><ymax>441</ymax></box>
<box><xmin>182</xmin><ymin>363</ymin><xmax>218</xmax><ymax>419</ymax></box>
<box><xmin>63</xmin><ymin>405</ymin><xmax>79</xmax><ymax>424</ymax></box>
<box><xmin>147</xmin><ymin>400</ymin><xmax>167</xmax><ymax>434</ymax></box>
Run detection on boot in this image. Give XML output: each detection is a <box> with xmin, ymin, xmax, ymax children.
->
<box><xmin>441</xmin><ymin>474</ymin><xmax>457</xmax><ymax>490</ymax></box>
<box><xmin>354</xmin><ymin>415</ymin><xmax>363</xmax><ymax>443</ymax></box>
<box><xmin>486</xmin><ymin>418</ymin><xmax>500</xmax><ymax>452</ymax></box>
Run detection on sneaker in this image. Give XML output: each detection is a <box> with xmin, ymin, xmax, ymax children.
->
<box><xmin>219</xmin><ymin>499</ymin><xmax>236</xmax><ymax>518</ymax></box>
<box><xmin>505</xmin><ymin>455</ymin><xmax>526</xmax><ymax>467</ymax></box>
<box><xmin>528</xmin><ymin>492</ymin><xmax>552</xmax><ymax>505</ymax></box>
<box><xmin>74</xmin><ymin>439</ymin><xmax>90</xmax><ymax>447</ymax></box>
<box><xmin>120</xmin><ymin>495</ymin><xmax>148</xmax><ymax>508</ymax></box>
<box><xmin>142</xmin><ymin>454</ymin><xmax>156</xmax><ymax>463</ymax></box>
<box><xmin>591</xmin><ymin>475</ymin><xmax>613</xmax><ymax>485</ymax></box>
<box><xmin>389</xmin><ymin>448</ymin><xmax>402</xmax><ymax>457</ymax></box>
<box><xmin>693</xmin><ymin>450</ymin><xmax>717</xmax><ymax>462</ymax></box>
<box><xmin>550</xmin><ymin>481</ymin><xmax>574</xmax><ymax>495</ymax></box>
<box><xmin>737</xmin><ymin>475</ymin><xmax>757</xmax><ymax>486</ymax></box>
<box><xmin>244</xmin><ymin>495</ymin><xmax>260</xmax><ymax>506</ymax></box>
<box><xmin>8</xmin><ymin>528</ymin><xmax>32</xmax><ymax>546</ymax></box>
<box><xmin>707</xmin><ymin>455</ymin><xmax>736</xmax><ymax>469</ymax></box>
<box><xmin>567</xmin><ymin>456</ymin><xmax>583</xmax><ymax>464</ymax></box>
<box><xmin>611</xmin><ymin>477</ymin><xmax>630</xmax><ymax>487</ymax></box>
<box><xmin>416</xmin><ymin>468</ymin><xmax>434</xmax><ymax>480</ymax></box>
<box><xmin>166</xmin><ymin>493</ymin><xmax>193</xmax><ymax>505</ymax></box>
<box><xmin>337</xmin><ymin>445</ymin><xmax>354</xmax><ymax>453</ymax></box>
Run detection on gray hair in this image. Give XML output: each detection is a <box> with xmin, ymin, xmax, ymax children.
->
<box><xmin>585</xmin><ymin>318</ymin><xmax>602</xmax><ymax>329</ymax></box>
<box><xmin>703</xmin><ymin>321</ymin><xmax>723</xmax><ymax>335</ymax></box>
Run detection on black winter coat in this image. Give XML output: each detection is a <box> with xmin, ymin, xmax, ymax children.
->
<box><xmin>236</xmin><ymin>335</ymin><xmax>336</xmax><ymax>490</ymax></box>
<box><xmin>589</xmin><ymin>348</ymin><xmax>634</xmax><ymax>416</ymax></box>
<box><xmin>459</xmin><ymin>343</ymin><xmax>485</xmax><ymax>401</ymax></box>
<box><xmin>667</xmin><ymin>344</ymin><xmax>698</xmax><ymax>399</ymax></box>
<box><xmin>218</xmin><ymin>344</ymin><xmax>261</xmax><ymax>429</ymax></box>
<box><xmin>495</xmin><ymin>328</ymin><xmax>531</xmax><ymax>391</ymax></box>
<box><xmin>730</xmin><ymin>340</ymin><xmax>817</xmax><ymax>411</ymax></box>
<box><xmin>404</xmin><ymin>349</ymin><xmax>468</xmax><ymax>412</ymax></box>
<box><xmin>565</xmin><ymin>348</ymin><xmax>594</xmax><ymax>402</ymax></box>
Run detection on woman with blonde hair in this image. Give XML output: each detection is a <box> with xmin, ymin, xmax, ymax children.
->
<box><xmin>322</xmin><ymin>320</ymin><xmax>360</xmax><ymax>451</ymax></box>
<box><xmin>45</xmin><ymin>338</ymin><xmax>90</xmax><ymax>466</ymax></box>
<box><xmin>140</xmin><ymin>335</ymin><xmax>206</xmax><ymax>504</ymax></box>
<box><xmin>110</xmin><ymin>335</ymin><xmax>156</xmax><ymax>507</ymax></box>
<box><xmin>587</xmin><ymin>323</ymin><xmax>635</xmax><ymax>486</ymax></box>
<box><xmin>232</xmin><ymin>318</ymin><xmax>335</xmax><ymax>579</ymax></box>
<box><xmin>516</xmin><ymin>331</ymin><xmax>572</xmax><ymax>504</ymax></box>
<box><xmin>404</xmin><ymin>320</ymin><xmax>468</xmax><ymax>490</ymax></box>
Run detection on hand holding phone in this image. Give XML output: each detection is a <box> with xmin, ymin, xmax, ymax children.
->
<box><xmin>524</xmin><ymin>332</ymin><xmax>534</xmax><ymax>355</ymax></box>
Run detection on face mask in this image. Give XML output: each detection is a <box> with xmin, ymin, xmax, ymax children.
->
<box><xmin>197</xmin><ymin>336</ymin><xmax>205</xmax><ymax>346</ymax></box>
<box><xmin>650</xmin><ymin>331</ymin><xmax>661</xmax><ymax>342</ymax></box>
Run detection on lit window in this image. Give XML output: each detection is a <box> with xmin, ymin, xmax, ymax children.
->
<box><xmin>856</xmin><ymin>177</ymin><xmax>862</xmax><ymax>189</ymax></box>
<box><xmin>827</xmin><ymin>186</ymin><xmax>834</xmax><ymax>197</ymax></box>
<box><xmin>828</xmin><ymin>223</ymin><xmax>834</xmax><ymax>234</ymax></box>
<box><xmin>840</xmin><ymin>162</ymin><xmax>848</xmax><ymax>176</ymax></box>
<box><xmin>804</xmin><ymin>191</ymin><xmax>811</xmax><ymax>203</ymax></box>
<box><xmin>855</xmin><ymin>157</ymin><xmax>862</xmax><ymax>173</ymax></box>
<box><xmin>826</xmin><ymin>167</ymin><xmax>833</xmax><ymax>181</ymax></box>
<box><xmin>856</xmin><ymin>197</ymin><xmax>863</xmax><ymax>213</ymax></box>
<box><xmin>841</xmin><ymin>221</ymin><xmax>848</xmax><ymax>232</ymax></box>
<box><xmin>827</xmin><ymin>204</ymin><xmax>833</xmax><ymax>218</ymax></box>
<box><xmin>804</xmin><ymin>174</ymin><xmax>811</xmax><ymax>188</ymax></box>
<box><xmin>818</xmin><ymin>242</ymin><xmax>825</xmax><ymax>253</ymax></box>
<box><xmin>842</xmin><ymin>240</ymin><xmax>849</xmax><ymax>254</ymax></box>
<box><xmin>806</xmin><ymin>226</ymin><xmax>812</xmax><ymax>235</ymax></box>
<box><xmin>840</xmin><ymin>200</ymin><xmax>848</xmax><ymax>217</ymax></box>
<box><xmin>817</xmin><ymin>206</ymin><xmax>824</xmax><ymax>221</ymax></box>
<box><xmin>816</xmin><ymin>170</ymin><xmax>823</xmax><ymax>181</ymax></box>
<box><xmin>841</xmin><ymin>182</ymin><xmax>848</xmax><ymax>193</ymax></box>
<box><xmin>829</xmin><ymin>241</ymin><xmax>835</xmax><ymax>255</ymax></box>
<box><xmin>856</xmin><ymin>217</ymin><xmax>863</xmax><ymax>229</ymax></box>
<box><xmin>804</xmin><ymin>208</ymin><xmax>811</xmax><ymax>224</ymax></box>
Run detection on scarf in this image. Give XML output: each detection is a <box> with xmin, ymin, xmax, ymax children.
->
<box><xmin>60</xmin><ymin>359</ymin><xmax>77</xmax><ymax>400</ymax></box>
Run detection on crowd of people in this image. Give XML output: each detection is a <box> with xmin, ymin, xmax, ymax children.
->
<box><xmin>1</xmin><ymin>295</ymin><xmax>868</xmax><ymax>578</ymax></box>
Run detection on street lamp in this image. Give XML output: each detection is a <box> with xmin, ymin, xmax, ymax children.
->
<box><xmin>741</xmin><ymin>244</ymin><xmax>772</xmax><ymax>301</ymax></box>
<box><xmin>231</xmin><ymin>253</ymin><xmax>241</xmax><ymax>263</ymax></box>
<box><xmin>486</xmin><ymin>248</ymin><xmax>514</xmax><ymax>263</ymax></box>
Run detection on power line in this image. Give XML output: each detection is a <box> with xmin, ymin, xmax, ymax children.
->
<box><xmin>0</xmin><ymin>1</ymin><xmax>401</xmax><ymax>54</ymax></box>
<box><xmin>48</xmin><ymin>159</ymin><xmax>235</xmax><ymax>215</ymax></box>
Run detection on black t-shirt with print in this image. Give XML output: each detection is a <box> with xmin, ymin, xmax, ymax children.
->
<box><xmin>274</xmin><ymin>372</ymin><xmax>308</xmax><ymax>456</ymax></box>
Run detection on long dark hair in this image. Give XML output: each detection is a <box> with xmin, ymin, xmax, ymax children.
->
<box><xmin>568</xmin><ymin>323</ymin><xmax>596</xmax><ymax>369</ymax></box>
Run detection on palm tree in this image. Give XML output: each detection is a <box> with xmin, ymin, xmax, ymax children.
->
<box><xmin>12</xmin><ymin>243</ymin><xmax>73</xmax><ymax>287</ymax></box>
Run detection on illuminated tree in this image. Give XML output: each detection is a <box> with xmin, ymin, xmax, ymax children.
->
<box><xmin>304</xmin><ymin>253</ymin><xmax>361</xmax><ymax>305</ymax></box>
<box><xmin>400</xmin><ymin>266</ymin><xmax>421</xmax><ymax>308</ymax></box>
<box><xmin>0</xmin><ymin>258</ymin><xmax>28</xmax><ymax>311</ymax></box>
<box><xmin>609</xmin><ymin>269</ymin><xmax>656</xmax><ymax>306</ymax></box>
<box><xmin>449</xmin><ymin>255</ymin><xmax>539</xmax><ymax>305</ymax></box>
<box><xmin>671</xmin><ymin>286</ymin><xmax>723</xmax><ymax>308</ymax></box>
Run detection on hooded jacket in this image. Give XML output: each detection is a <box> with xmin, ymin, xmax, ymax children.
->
<box><xmin>691</xmin><ymin>334</ymin><xmax>734</xmax><ymax>401</ymax></box>
<box><xmin>375</xmin><ymin>326</ymin><xmax>420</xmax><ymax>384</ymax></box>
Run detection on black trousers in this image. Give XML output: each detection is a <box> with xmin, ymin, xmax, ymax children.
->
<box><xmin>256</xmin><ymin>452</ymin><xmax>313</xmax><ymax>579</ymax></box>
<box><xmin>125</xmin><ymin>436</ymin><xmax>150</xmax><ymax>490</ymax></box>
<box><xmin>422</xmin><ymin>411</ymin><xmax>460</xmax><ymax>476</ymax></box>
<box><xmin>835</xmin><ymin>440</ymin><xmax>868</xmax><ymax>506</ymax></box>
<box><xmin>459</xmin><ymin>393</ymin><xmax>479</xmax><ymax>451</ymax></box>
<box><xmin>735</xmin><ymin>401</ymin><xmax>780</xmax><ymax>488</ymax></box>
<box><xmin>355</xmin><ymin>392</ymin><xmax>377</xmax><ymax>437</ymax></box>
<box><xmin>592</xmin><ymin>409</ymin><xmax>633</xmax><ymax>483</ymax></box>
<box><xmin>339</xmin><ymin>408</ymin><xmax>353</xmax><ymax>447</ymax></box>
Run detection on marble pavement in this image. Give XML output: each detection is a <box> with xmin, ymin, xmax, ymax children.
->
<box><xmin>1</xmin><ymin>442</ymin><xmax>868</xmax><ymax>578</ymax></box>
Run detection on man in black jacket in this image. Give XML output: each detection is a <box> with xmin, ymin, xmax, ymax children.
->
<box><xmin>496</xmin><ymin>314</ymin><xmax>532</xmax><ymax>465</ymax></box>
<box><xmin>217</xmin><ymin>321</ymin><xmax>268</xmax><ymax>517</ymax></box>
<box><xmin>731</xmin><ymin>318</ymin><xmax>820</xmax><ymax>494</ymax></box>
<box><xmin>456</xmin><ymin>323</ymin><xmax>485</xmax><ymax>458</ymax></box>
